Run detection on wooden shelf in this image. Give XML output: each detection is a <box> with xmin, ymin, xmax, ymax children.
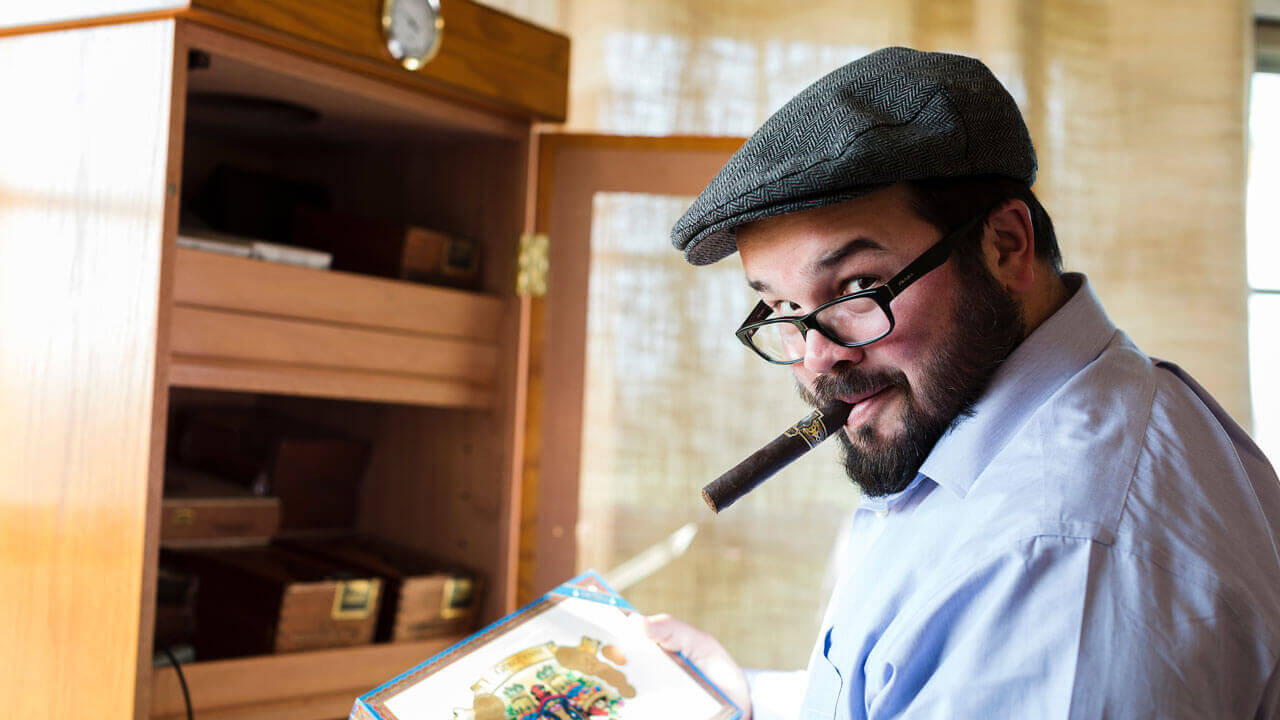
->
<box><xmin>150</xmin><ymin>637</ymin><xmax>461</xmax><ymax>720</ymax></box>
<box><xmin>169</xmin><ymin>248</ymin><xmax>506</xmax><ymax>407</ymax></box>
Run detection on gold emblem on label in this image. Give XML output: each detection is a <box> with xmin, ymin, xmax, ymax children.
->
<box><xmin>332</xmin><ymin>579</ymin><xmax>380</xmax><ymax>620</ymax></box>
<box><xmin>441</xmin><ymin>576</ymin><xmax>475</xmax><ymax>620</ymax></box>
<box><xmin>784</xmin><ymin>409</ymin><xmax>828</xmax><ymax>448</ymax></box>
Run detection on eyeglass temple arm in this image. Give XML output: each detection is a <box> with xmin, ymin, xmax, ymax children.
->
<box><xmin>740</xmin><ymin>300</ymin><xmax>773</xmax><ymax>329</ymax></box>
<box><xmin>885</xmin><ymin>214</ymin><xmax>985</xmax><ymax>298</ymax></box>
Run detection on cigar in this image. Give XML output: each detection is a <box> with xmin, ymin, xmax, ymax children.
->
<box><xmin>702</xmin><ymin>399</ymin><xmax>853</xmax><ymax>513</ymax></box>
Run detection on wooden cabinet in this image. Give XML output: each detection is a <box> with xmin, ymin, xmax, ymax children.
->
<box><xmin>1</xmin><ymin>4</ymin><xmax>559</xmax><ymax>718</ymax></box>
<box><xmin>0</xmin><ymin>4</ymin><xmax>741</xmax><ymax>718</ymax></box>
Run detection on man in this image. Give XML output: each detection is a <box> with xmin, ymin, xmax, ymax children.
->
<box><xmin>646</xmin><ymin>47</ymin><xmax>1280</xmax><ymax>719</ymax></box>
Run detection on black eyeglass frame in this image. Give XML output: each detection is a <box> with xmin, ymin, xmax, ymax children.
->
<box><xmin>735</xmin><ymin>212</ymin><xmax>987</xmax><ymax>365</ymax></box>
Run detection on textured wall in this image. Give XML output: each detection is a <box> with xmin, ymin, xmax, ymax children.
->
<box><xmin>552</xmin><ymin>0</ymin><xmax>1251</xmax><ymax>423</ymax></box>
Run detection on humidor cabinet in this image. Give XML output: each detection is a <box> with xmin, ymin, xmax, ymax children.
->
<box><xmin>0</xmin><ymin>3</ymin><xmax>739</xmax><ymax>718</ymax></box>
<box><xmin>2</xmin><ymin>3</ymin><xmax>554</xmax><ymax>718</ymax></box>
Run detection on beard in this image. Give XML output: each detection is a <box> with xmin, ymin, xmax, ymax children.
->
<box><xmin>800</xmin><ymin>256</ymin><xmax>1026</xmax><ymax>497</ymax></box>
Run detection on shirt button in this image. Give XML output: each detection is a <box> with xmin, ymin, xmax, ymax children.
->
<box><xmin>876</xmin><ymin>509</ymin><xmax>888</xmax><ymax>519</ymax></box>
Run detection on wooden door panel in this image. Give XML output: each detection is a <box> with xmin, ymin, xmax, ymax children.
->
<box><xmin>518</xmin><ymin>134</ymin><xmax>742</xmax><ymax>603</ymax></box>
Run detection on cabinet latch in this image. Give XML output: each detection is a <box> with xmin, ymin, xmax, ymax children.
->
<box><xmin>517</xmin><ymin>232</ymin><xmax>549</xmax><ymax>297</ymax></box>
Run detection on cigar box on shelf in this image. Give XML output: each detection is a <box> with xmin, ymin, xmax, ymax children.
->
<box><xmin>278</xmin><ymin>536</ymin><xmax>480</xmax><ymax>643</ymax></box>
<box><xmin>168</xmin><ymin>545</ymin><xmax>383</xmax><ymax>660</ymax></box>
<box><xmin>161</xmin><ymin>466</ymin><xmax>280</xmax><ymax>547</ymax></box>
<box><xmin>293</xmin><ymin>207</ymin><xmax>481</xmax><ymax>290</ymax></box>
<box><xmin>175</xmin><ymin>409</ymin><xmax>369</xmax><ymax>531</ymax></box>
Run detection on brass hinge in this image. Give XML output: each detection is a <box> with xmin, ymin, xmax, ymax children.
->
<box><xmin>516</xmin><ymin>232</ymin><xmax>549</xmax><ymax>297</ymax></box>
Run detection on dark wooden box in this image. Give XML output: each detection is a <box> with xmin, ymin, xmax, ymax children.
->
<box><xmin>169</xmin><ymin>545</ymin><xmax>382</xmax><ymax>659</ymax></box>
<box><xmin>293</xmin><ymin>207</ymin><xmax>481</xmax><ymax>290</ymax></box>
<box><xmin>175</xmin><ymin>409</ymin><xmax>368</xmax><ymax>531</ymax></box>
<box><xmin>188</xmin><ymin>164</ymin><xmax>330</xmax><ymax>246</ymax></box>
<box><xmin>161</xmin><ymin>466</ymin><xmax>281</xmax><ymax>546</ymax></box>
<box><xmin>278</xmin><ymin>537</ymin><xmax>480</xmax><ymax>643</ymax></box>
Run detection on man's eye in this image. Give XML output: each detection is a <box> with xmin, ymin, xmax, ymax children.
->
<box><xmin>843</xmin><ymin>276</ymin><xmax>880</xmax><ymax>294</ymax></box>
<box><xmin>771</xmin><ymin>300</ymin><xmax>803</xmax><ymax>315</ymax></box>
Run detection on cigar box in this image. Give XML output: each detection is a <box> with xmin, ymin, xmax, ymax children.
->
<box><xmin>169</xmin><ymin>545</ymin><xmax>382</xmax><ymax>659</ymax></box>
<box><xmin>161</xmin><ymin>466</ymin><xmax>280</xmax><ymax>546</ymax></box>
<box><xmin>176</xmin><ymin>409</ymin><xmax>368</xmax><ymax>531</ymax></box>
<box><xmin>293</xmin><ymin>207</ymin><xmax>481</xmax><ymax>290</ymax></box>
<box><xmin>278</xmin><ymin>537</ymin><xmax>480</xmax><ymax>643</ymax></box>
<box><xmin>350</xmin><ymin>572</ymin><xmax>743</xmax><ymax>720</ymax></box>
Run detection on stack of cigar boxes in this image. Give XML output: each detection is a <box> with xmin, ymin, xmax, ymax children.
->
<box><xmin>157</xmin><ymin>407</ymin><xmax>479</xmax><ymax>663</ymax></box>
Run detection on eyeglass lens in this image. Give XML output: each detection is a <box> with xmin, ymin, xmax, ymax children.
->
<box><xmin>749</xmin><ymin>295</ymin><xmax>889</xmax><ymax>362</ymax></box>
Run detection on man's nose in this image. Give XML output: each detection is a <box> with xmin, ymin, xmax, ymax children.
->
<box><xmin>802</xmin><ymin>327</ymin><xmax>864</xmax><ymax>375</ymax></box>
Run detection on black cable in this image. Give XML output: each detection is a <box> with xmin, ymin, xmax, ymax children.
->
<box><xmin>161</xmin><ymin>646</ymin><xmax>195</xmax><ymax>720</ymax></box>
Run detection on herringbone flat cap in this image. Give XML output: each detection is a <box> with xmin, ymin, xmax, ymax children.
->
<box><xmin>672</xmin><ymin>46</ymin><xmax>1036</xmax><ymax>265</ymax></box>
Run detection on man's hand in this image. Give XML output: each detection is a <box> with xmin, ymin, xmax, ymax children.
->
<box><xmin>637</xmin><ymin>613</ymin><xmax>752</xmax><ymax>720</ymax></box>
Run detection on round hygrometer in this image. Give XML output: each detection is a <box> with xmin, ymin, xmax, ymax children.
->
<box><xmin>381</xmin><ymin>0</ymin><xmax>444</xmax><ymax>71</ymax></box>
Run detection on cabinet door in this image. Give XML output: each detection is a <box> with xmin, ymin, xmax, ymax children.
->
<box><xmin>518</xmin><ymin>134</ymin><xmax>742</xmax><ymax>603</ymax></box>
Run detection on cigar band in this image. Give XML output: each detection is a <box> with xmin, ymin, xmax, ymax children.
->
<box><xmin>785</xmin><ymin>409</ymin><xmax>829</xmax><ymax>449</ymax></box>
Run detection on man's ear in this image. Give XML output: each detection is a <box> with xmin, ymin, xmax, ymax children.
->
<box><xmin>981</xmin><ymin>199</ymin><xmax>1037</xmax><ymax>294</ymax></box>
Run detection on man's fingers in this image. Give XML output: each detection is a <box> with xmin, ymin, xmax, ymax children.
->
<box><xmin>635</xmin><ymin>613</ymin><xmax>713</xmax><ymax>658</ymax></box>
<box><xmin>639</xmin><ymin>613</ymin><xmax>676</xmax><ymax>644</ymax></box>
<box><xmin>630</xmin><ymin>612</ymin><xmax>752</xmax><ymax>720</ymax></box>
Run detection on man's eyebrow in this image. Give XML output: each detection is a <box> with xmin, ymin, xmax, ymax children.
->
<box><xmin>745</xmin><ymin>237</ymin><xmax>885</xmax><ymax>295</ymax></box>
<box><xmin>803</xmin><ymin>237</ymin><xmax>885</xmax><ymax>278</ymax></box>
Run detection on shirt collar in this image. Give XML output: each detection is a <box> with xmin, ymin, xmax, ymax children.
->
<box><xmin>857</xmin><ymin>471</ymin><xmax>932</xmax><ymax>513</ymax></box>
<box><xmin>917</xmin><ymin>273</ymin><xmax>1118</xmax><ymax>498</ymax></box>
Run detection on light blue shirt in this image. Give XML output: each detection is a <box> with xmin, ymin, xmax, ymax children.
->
<box><xmin>780</xmin><ymin>274</ymin><xmax>1280</xmax><ymax>719</ymax></box>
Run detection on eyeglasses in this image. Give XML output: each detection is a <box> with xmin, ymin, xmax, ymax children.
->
<box><xmin>735</xmin><ymin>213</ymin><xmax>986</xmax><ymax>365</ymax></box>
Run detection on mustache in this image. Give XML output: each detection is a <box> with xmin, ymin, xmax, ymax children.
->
<box><xmin>801</xmin><ymin>366</ymin><xmax>910</xmax><ymax>407</ymax></box>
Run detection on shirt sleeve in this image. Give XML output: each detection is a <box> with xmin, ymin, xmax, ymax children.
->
<box><xmin>860</xmin><ymin>534</ymin><xmax>1276</xmax><ymax>719</ymax></box>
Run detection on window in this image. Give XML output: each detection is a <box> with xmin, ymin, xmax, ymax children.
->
<box><xmin>1249</xmin><ymin>23</ymin><xmax>1280</xmax><ymax>462</ymax></box>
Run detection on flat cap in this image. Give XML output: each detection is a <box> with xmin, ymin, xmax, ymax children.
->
<box><xmin>671</xmin><ymin>46</ymin><xmax>1036</xmax><ymax>265</ymax></box>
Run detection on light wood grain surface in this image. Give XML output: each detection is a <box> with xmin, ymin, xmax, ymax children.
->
<box><xmin>168</xmin><ymin>355</ymin><xmax>497</xmax><ymax>407</ymax></box>
<box><xmin>174</xmin><ymin>249</ymin><xmax>505</xmax><ymax>341</ymax></box>
<box><xmin>0</xmin><ymin>20</ymin><xmax>179</xmax><ymax>719</ymax></box>
<box><xmin>171</xmin><ymin>292</ymin><xmax>499</xmax><ymax>380</ymax></box>
<box><xmin>150</xmin><ymin>637</ymin><xmax>460</xmax><ymax>718</ymax></box>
